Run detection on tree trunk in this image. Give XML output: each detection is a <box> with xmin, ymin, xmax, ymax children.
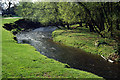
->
<box><xmin>99</xmin><ymin>22</ymin><xmax>105</xmax><ymax>31</ymax></box>
<box><xmin>110</xmin><ymin>3</ymin><xmax>113</xmax><ymax>37</ymax></box>
<box><xmin>61</xmin><ymin>24</ymin><xmax>65</xmax><ymax>28</ymax></box>
<box><xmin>79</xmin><ymin>22</ymin><xmax>82</xmax><ymax>27</ymax></box>
<box><xmin>67</xmin><ymin>24</ymin><xmax>70</xmax><ymax>30</ymax></box>
<box><xmin>85</xmin><ymin>23</ymin><xmax>88</xmax><ymax>28</ymax></box>
<box><xmin>77</xmin><ymin>2</ymin><xmax>99</xmax><ymax>32</ymax></box>
<box><xmin>8</xmin><ymin>2</ymin><xmax>12</xmax><ymax>14</ymax></box>
<box><xmin>116</xmin><ymin>19</ymin><xmax>119</xmax><ymax>30</ymax></box>
<box><xmin>88</xmin><ymin>22</ymin><xmax>95</xmax><ymax>32</ymax></box>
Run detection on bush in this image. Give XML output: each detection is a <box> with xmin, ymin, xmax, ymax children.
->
<box><xmin>8</xmin><ymin>14</ymin><xmax>13</xmax><ymax>17</ymax></box>
<box><xmin>3</xmin><ymin>14</ymin><xmax>13</xmax><ymax>17</ymax></box>
<box><xmin>3</xmin><ymin>14</ymin><xmax>8</xmax><ymax>17</ymax></box>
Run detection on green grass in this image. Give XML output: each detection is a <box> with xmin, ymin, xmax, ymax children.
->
<box><xmin>52</xmin><ymin>27</ymin><xmax>116</xmax><ymax>59</ymax></box>
<box><xmin>1</xmin><ymin>18</ymin><xmax>102</xmax><ymax>78</ymax></box>
<box><xmin>0</xmin><ymin>16</ymin><xmax>2</xmax><ymax>18</ymax></box>
<box><xmin>0</xmin><ymin>17</ymin><xmax>2</xmax><ymax>80</ymax></box>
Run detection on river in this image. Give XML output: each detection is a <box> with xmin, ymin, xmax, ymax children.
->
<box><xmin>16</xmin><ymin>26</ymin><xmax>120</xmax><ymax>79</ymax></box>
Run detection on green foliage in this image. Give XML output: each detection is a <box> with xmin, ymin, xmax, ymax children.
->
<box><xmin>15</xmin><ymin>2</ymin><xmax>120</xmax><ymax>38</ymax></box>
<box><xmin>3</xmin><ymin>14</ymin><xmax>13</xmax><ymax>17</ymax></box>
<box><xmin>3</xmin><ymin>14</ymin><xmax>8</xmax><ymax>17</ymax></box>
<box><xmin>58</xmin><ymin>2</ymin><xmax>84</xmax><ymax>24</ymax></box>
<box><xmin>77</xmin><ymin>2</ymin><xmax>120</xmax><ymax>37</ymax></box>
<box><xmin>100</xmin><ymin>29</ymin><xmax>112</xmax><ymax>38</ymax></box>
<box><xmin>16</xmin><ymin>2</ymin><xmax>60</xmax><ymax>26</ymax></box>
<box><xmin>34</xmin><ymin>2</ymin><xmax>59</xmax><ymax>25</ymax></box>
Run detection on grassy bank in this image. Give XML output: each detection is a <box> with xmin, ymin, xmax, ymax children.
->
<box><xmin>52</xmin><ymin>27</ymin><xmax>117</xmax><ymax>60</ymax></box>
<box><xmin>0</xmin><ymin>16</ymin><xmax>2</xmax><ymax>80</ymax></box>
<box><xmin>2</xmin><ymin>18</ymin><xmax>102</xmax><ymax>78</ymax></box>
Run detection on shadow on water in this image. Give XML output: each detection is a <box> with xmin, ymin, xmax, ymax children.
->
<box><xmin>16</xmin><ymin>27</ymin><xmax>120</xmax><ymax>79</ymax></box>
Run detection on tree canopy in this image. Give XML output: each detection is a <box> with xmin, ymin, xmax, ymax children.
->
<box><xmin>15</xmin><ymin>2</ymin><xmax>120</xmax><ymax>38</ymax></box>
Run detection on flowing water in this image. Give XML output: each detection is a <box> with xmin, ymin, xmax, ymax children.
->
<box><xmin>16</xmin><ymin>27</ymin><xmax>120</xmax><ymax>79</ymax></box>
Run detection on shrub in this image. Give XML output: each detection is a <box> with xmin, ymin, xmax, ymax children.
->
<box><xmin>3</xmin><ymin>14</ymin><xmax>8</xmax><ymax>17</ymax></box>
<box><xmin>8</xmin><ymin>14</ymin><xmax>13</xmax><ymax>17</ymax></box>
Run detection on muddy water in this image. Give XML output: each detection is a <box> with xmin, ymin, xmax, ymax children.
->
<box><xmin>16</xmin><ymin>27</ymin><xmax>120</xmax><ymax>79</ymax></box>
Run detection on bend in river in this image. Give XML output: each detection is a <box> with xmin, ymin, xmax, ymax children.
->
<box><xmin>16</xmin><ymin>27</ymin><xmax>120</xmax><ymax>79</ymax></box>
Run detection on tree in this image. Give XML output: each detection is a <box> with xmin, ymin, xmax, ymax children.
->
<box><xmin>15</xmin><ymin>2</ymin><xmax>120</xmax><ymax>37</ymax></box>
<box><xmin>58</xmin><ymin>2</ymin><xmax>85</xmax><ymax>29</ymax></box>
<box><xmin>16</xmin><ymin>2</ymin><xmax>62</xmax><ymax>27</ymax></box>
<box><xmin>1</xmin><ymin>0</ymin><xmax>19</xmax><ymax>15</ymax></box>
<box><xmin>77</xmin><ymin>2</ymin><xmax>120</xmax><ymax>38</ymax></box>
<box><xmin>15</xmin><ymin>2</ymin><xmax>33</xmax><ymax>18</ymax></box>
<box><xmin>32</xmin><ymin>2</ymin><xmax>59</xmax><ymax>26</ymax></box>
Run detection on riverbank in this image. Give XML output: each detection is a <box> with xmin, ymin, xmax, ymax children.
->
<box><xmin>52</xmin><ymin>27</ymin><xmax>119</xmax><ymax>62</ymax></box>
<box><xmin>2</xmin><ymin>18</ymin><xmax>102</xmax><ymax>78</ymax></box>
